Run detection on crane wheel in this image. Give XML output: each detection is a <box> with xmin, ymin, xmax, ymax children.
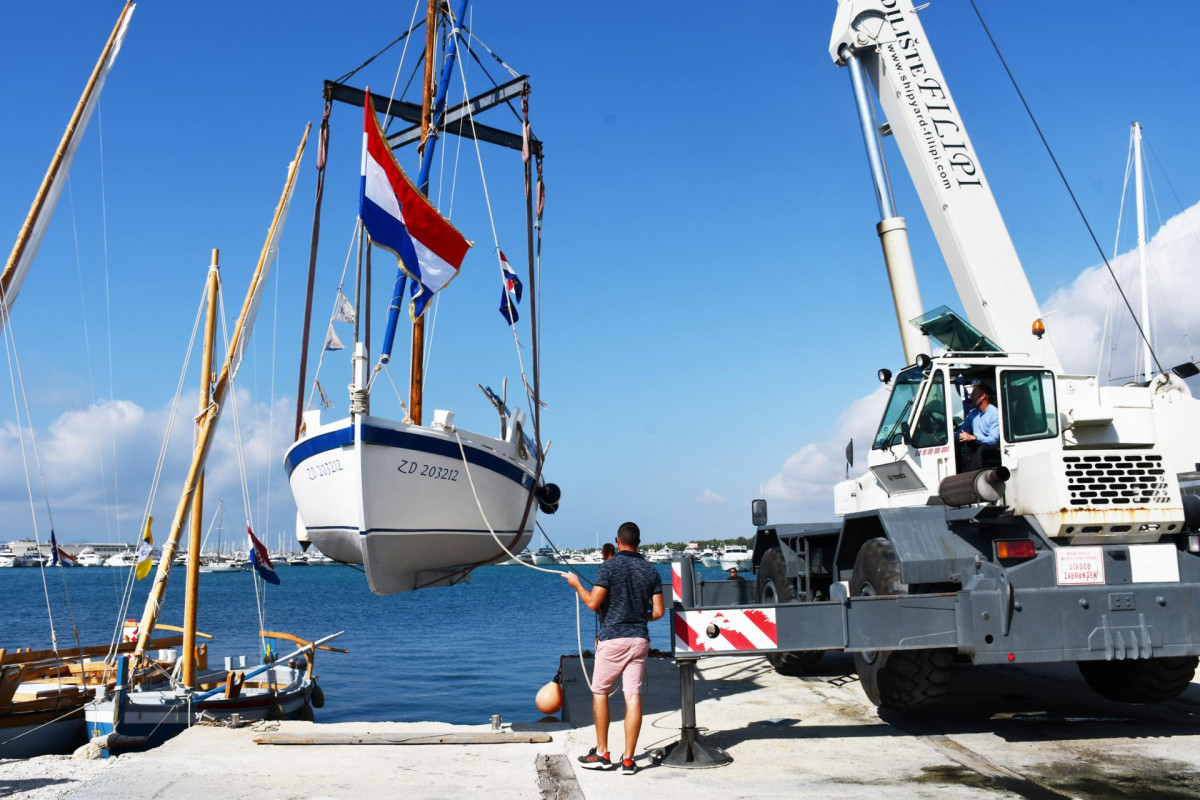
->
<box><xmin>756</xmin><ymin>546</ymin><xmax>823</xmax><ymax>674</ymax></box>
<box><xmin>1077</xmin><ymin>656</ymin><xmax>1198</xmax><ymax>704</ymax></box>
<box><xmin>850</xmin><ymin>538</ymin><xmax>953</xmax><ymax>710</ymax></box>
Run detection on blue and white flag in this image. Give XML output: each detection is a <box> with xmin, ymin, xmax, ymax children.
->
<box><xmin>498</xmin><ymin>250</ymin><xmax>523</xmax><ymax>324</ymax></box>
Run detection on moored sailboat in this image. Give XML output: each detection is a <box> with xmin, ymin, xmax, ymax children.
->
<box><xmin>285</xmin><ymin>0</ymin><xmax>559</xmax><ymax>595</ymax></box>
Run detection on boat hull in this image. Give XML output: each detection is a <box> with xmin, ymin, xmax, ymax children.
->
<box><xmin>285</xmin><ymin>415</ymin><xmax>537</xmax><ymax>595</ymax></box>
<box><xmin>0</xmin><ymin>704</ymin><xmax>86</xmax><ymax>758</ymax></box>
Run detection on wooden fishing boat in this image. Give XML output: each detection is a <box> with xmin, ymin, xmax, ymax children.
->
<box><xmin>285</xmin><ymin>0</ymin><xmax>559</xmax><ymax>596</ymax></box>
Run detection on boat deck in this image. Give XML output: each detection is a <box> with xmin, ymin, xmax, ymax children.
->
<box><xmin>5</xmin><ymin>654</ymin><xmax>1200</xmax><ymax>798</ymax></box>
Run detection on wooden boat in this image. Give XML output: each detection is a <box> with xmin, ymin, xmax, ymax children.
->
<box><xmin>83</xmin><ymin>131</ymin><xmax>344</xmax><ymax>752</ymax></box>
<box><xmin>0</xmin><ymin>0</ymin><xmax>135</xmax><ymax>759</ymax></box>
<box><xmin>284</xmin><ymin>0</ymin><xmax>559</xmax><ymax>595</ymax></box>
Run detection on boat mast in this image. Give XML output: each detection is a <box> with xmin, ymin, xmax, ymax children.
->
<box><xmin>182</xmin><ymin>249</ymin><xmax>219</xmax><ymax>688</ymax></box>
<box><xmin>133</xmin><ymin>127</ymin><xmax>309</xmax><ymax>661</ymax></box>
<box><xmin>1133</xmin><ymin>121</ymin><xmax>1152</xmax><ymax>382</ymax></box>
<box><xmin>1</xmin><ymin>1</ymin><xmax>134</xmax><ymax>322</ymax></box>
<box><xmin>407</xmin><ymin>0</ymin><xmax>470</xmax><ymax>426</ymax></box>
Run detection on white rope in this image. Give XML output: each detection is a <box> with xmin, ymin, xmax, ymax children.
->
<box><xmin>306</xmin><ymin>221</ymin><xmax>361</xmax><ymax>414</ymax></box>
<box><xmin>450</xmin><ymin>36</ymin><xmax>536</xmax><ymax>423</ymax></box>
<box><xmin>453</xmin><ymin>427</ymin><xmax>607</xmax><ymax>694</ymax></box>
<box><xmin>216</xmin><ymin>275</ymin><xmax>269</xmax><ymax>644</ymax></box>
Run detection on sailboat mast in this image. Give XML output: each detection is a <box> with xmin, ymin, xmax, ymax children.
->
<box><xmin>408</xmin><ymin>0</ymin><xmax>439</xmax><ymax>426</ymax></box>
<box><xmin>1</xmin><ymin>1</ymin><xmax>135</xmax><ymax>321</ymax></box>
<box><xmin>133</xmin><ymin>127</ymin><xmax>309</xmax><ymax>660</ymax></box>
<box><xmin>1133</xmin><ymin>121</ymin><xmax>1152</xmax><ymax>382</ymax></box>
<box><xmin>182</xmin><ymin>250</ymin><xmax>219</xmax><ymax>688</ymax></box>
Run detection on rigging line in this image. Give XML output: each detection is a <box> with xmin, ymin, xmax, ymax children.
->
<box><xmin>66</xmin><ymin>178</ymin><xmax>116</xmax><ymax>548</ymax></box>
<box><xmin>306</xmin><ymin>221</ymin><xmax>362</xmax><ymax>414</ymax></box>
<box><xmin>380</xmin><ymin>0</ymin><xmax>426</xmax><ymax>137</ymax></box>
<box><xmin>97</xmin><ymin>107</ymin><xmax>122</xmax><ymax>545</ymax></box>
<box><xmin>333</xmin><ymin>20</ymin><xmax>425</xmax><ymax>84</ymax></box>
<box><xmin>449</xmin><ymin>37</ymin><xmax>536</xmax><ymax>422</ymax></box>
<box><xmin>462</xmin><ymin>26</ymin><xmax>522</xmax><ymax>81</ymax></box>
<box><xmin>106</xmin><ymin>286</ymin><xmax>207</xmax><ymax>662</ymax></box>
<box><xmin>1141</xmin><ymin>161</ymin><xmax>1191</xmax><ymax>358</ymax></box>
<box><xmin>1098</xmin><ymin>137</ymin><xmax>1135</xmax><ymax>382</ymax></box>
<box><xmin>216</xmin><ymin>277</ymin><xmax>269</xmax><ymax>645</ymax></box>
<box><xmin>460</xmin><ymin>31</ymin><xmax>524</xmax><ymax>125</ymax></box>
<box><xmin>0</xmin><ymin>298</ymin><xmax>59</xmax><ymax>654</ymax></box>
<box><xmin>968</xmin><ymin>0</ymin><xmax>1163</xmax><ymax>375</ymax></box>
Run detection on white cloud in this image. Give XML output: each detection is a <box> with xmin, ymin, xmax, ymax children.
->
<box><xmin>0</xmin><ymin>389</ymin><xmax>297</xmax><ymax>547</ymax></box>
<box><xmin>764</xmin><ymin>200</ymin><xmax>1200</xmax><ymax>520</ymax></box>
<box><xmin>695</xmin><ymin>489</ymin><xmax>726</xmax><ymax>506</ymax></box>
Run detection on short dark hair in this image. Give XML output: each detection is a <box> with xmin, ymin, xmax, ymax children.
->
<box><xmin>975</xmin><ymin>383</ymin><xmax>996</xmax><ymax>402</ymax></box>
<box><xmin>617</xmin><ymin>522</ymin><xmax>640</xmax><ymax>547</ymax></box>
<box><xmin>600</xmin><ymin>543</ymin><xmax>615</xmax><ymax>558</ymax></box>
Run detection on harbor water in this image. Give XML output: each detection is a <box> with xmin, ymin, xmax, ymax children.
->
<box><xmin>0</xmin><ymin>560</ymin><xmax>739</xmax><ymax>725</ymax></box>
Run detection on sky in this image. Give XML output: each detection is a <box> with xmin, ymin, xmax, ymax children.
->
<box><xmin>0</xmin><ymin>0</ymin><xmax>1198</xmax><ymax>551</ymax></box>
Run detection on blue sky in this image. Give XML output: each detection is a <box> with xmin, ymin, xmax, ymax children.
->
<box><xmin>1</xmin><ymin>0</ymin><xmax>1198</xmax><ymax>549</ymax></box>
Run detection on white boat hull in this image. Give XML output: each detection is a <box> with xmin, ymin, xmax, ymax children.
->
<box><xmin>285</xmin><ymin>414</ymin><xmax>538</xmax><ymax>595</ymax></box>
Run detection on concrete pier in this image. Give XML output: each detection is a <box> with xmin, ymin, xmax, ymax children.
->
<box><xmin>4</xmin><ymin>653</ymin><xmax>1200</xmax><ymax>798</ymax></box>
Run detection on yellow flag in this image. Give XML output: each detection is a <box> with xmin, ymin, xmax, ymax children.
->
<box><xmin>135</xmin><ymin>515</ymin><xmax>154</xmax><ymax>580</ymax></box>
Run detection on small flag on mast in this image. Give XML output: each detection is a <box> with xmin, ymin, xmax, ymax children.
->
<box><xmin>498</xmin><ymin>250</ymin><xmax>523</xmax><ymax>324</ymax></box>
<box><xmin>334</xmin><ymin>290</ymin><xmax>357</xmax><ymax>324</ymax></box>
<box><xmin>135</xmin><ymin>515</ymin><xmax>154</xmax><ymax>580</ymax></box>
<box><xmin>316</xmin><ymin>379</ymin><xmax>333</xmax><ymax>410</ymax></box>
<box><xmin>247</xmin><ymin>527</ymin><xmax>280</xmax><ymax>585</ymax></box>
<box><xmin>324</xmin><ymin>323</ymin><xmax>345</xmax><ymax>352</ymax></box>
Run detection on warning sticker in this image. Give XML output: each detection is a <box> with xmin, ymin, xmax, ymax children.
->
<box><xmin>1054</xmin><ymin>546</ymin><xmax>1106</xmax><ymax>585</ymax></box>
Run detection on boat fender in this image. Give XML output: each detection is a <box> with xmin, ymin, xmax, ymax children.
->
<box><xmin>310</xmin><ymin>682</ymin><xmax>326</xmax><ymax>709</ymax></box>
<box><xmin>267</xmin><ymin>701</ymin><xmax>286</xmax><ymax>721</ymax></box>
<box><xmin>535</xmin><ymin>678</ymin><xmax>562</xmax><ymax>714</ymax></box>
<box><xmin>299</xmin><ymin>702</ymin><xmax>315</xmax><ymax>722</ymax></box>
<box><xmin>537</xmin><ymin>483</ymin><xmax>562</xmax><ymax>515</ymax></box>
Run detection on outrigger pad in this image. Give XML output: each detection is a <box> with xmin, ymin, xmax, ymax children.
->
<box><xmin>660</xmin><ymin>729</ymin><xmax>732</xmax><ymax>769</ymax></box>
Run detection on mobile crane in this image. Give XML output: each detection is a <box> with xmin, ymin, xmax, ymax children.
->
<box><xmin>668</xmin><ymin>0</ymin><xmax>1200</xmax><ymax>719</ymax></box>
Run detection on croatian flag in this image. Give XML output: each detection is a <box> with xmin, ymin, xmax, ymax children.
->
<box><xmin>247</xmin><ymin>526</ymin><xmax>280</xmax><ymax>585</ymax></box>
<box><xmin>360</xmin><ymin>91</ymin><xmax>472</xmax><ymax>319</ymax></box>
<box><xmin>49</xmin><ymin>530</ymin><xmax>74</xmax><ymax>567</ymax></box>
<box><xmin>498</xmin><ymin>250</ymin><xmax>522</xmax><ymax>324</ymax></box>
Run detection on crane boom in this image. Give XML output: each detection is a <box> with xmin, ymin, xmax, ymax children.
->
<box><xmin>830</xmin><ymin>0</ymin><xmax>1060</xmax><ymax>371</ymax></box>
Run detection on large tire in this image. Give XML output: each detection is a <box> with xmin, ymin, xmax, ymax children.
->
<box><xmin>756</xmin><ymin>546</ymin><xmax>823</xmax><ymax>674</ymax></box>
<box><xmin>851</xmin><ymin>537</ymin><xmax>953</xmax><ymax>710</ymax></box>
<box><xmin>1078</xmin><ymin>656</ymin><xmax>1198</xmax><ymax>704</ymax></box>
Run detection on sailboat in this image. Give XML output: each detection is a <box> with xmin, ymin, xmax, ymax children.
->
<box><xmin>83</xmin><ymin>131</ymin><xmax>344</xmax><ymax>752</ymax></box>
<box><xmin>0</xmin><ymin>1</ymin><xmax>135</xmax><ymax>759</ymax></box>
<box><xmin>284</xmin><ymin>0</ymin><xmax>559</xmax><ymax>595</ymax></box>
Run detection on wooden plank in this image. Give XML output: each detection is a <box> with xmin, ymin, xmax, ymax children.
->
<box><xmin>0</xmin><ymin>635</ymin><xmax>185</xmax><ymax>666</ymax></box>
<box><xmin>255</xmin><ymin>731</ymin><xmax>553</xmax><ymax>746</ymax></box>
<box><xmin>536</xmin><ymin>754</ymin><xmax>585</xmax><ymax>800</ymax></box>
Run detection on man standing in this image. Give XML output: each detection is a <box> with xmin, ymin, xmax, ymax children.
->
<box><xmin>565</xmin><ymin>522</ymin><xmax>664</xmax><ymax>775</ymax></box>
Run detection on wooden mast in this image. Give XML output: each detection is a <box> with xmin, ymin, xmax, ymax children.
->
<box><xmin>133</xmin><ymin>126</ymin><xmax>310</xmax><ymax>661</ymax></box>
<box><xmin>182</xmin><ymin>249</ymin><xmax>219</xmax><ymax>688</ymax></box>
<box><xmin>1</xmin><ymin>1</ymin><xmax>134</xmax><ymax>311</ymax></box>
<box><xmin>408</xmin><ymin>0</ymin><xmax>439</xmax><ymax>426</ymax></box>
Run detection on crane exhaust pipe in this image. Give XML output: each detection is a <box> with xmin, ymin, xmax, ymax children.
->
<box><xmin>939</xmin><ymin>466</ymin><xmax>1010</xmax><ymax>507</ymax></box>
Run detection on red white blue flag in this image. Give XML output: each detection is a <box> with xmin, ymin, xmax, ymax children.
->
<box><xmin>498</xmin><ymin>250</ymin><xmax>522</xmax><ymax>324</ymax></box>
<box><xmin>247</xmin><ymin>526</ymin><xmax>280</xmax><ymax>585</ymax></box>
<box><xmin>360</xmin><ymin>91</ymin><xmax>472</xmax><ymax>319</ymax></box>
<box><xmin>49</xmin><ymin>530</ymin><xmax>74</xmax><ymax>567</ymax></box>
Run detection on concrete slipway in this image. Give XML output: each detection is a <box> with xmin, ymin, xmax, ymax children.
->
<box><xmin>4</xmin><ymin>653</ymin><xmax>1200</xmax><ymax>799</ymax></box>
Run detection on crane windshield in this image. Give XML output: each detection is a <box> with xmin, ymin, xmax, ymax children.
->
<box><xmin>911</xmin><ymin>306</ymin><xmax>1002</xmax><ymax>353</ymax></box>
<box><xmin>873</xmin><ymin>367</ymin><xmax>925</xmax><ymax>450</ymax></box>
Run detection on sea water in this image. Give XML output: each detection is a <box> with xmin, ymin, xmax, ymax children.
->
<box><xmin>0</xmin><ymin>561</ymin><xmax>739</xmax><ymax>725</ymax></box>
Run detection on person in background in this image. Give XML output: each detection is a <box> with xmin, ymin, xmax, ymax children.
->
<box><xmin>565</xmin><ymin>522</ymin><xmax>665</xmax><ymax>775</ymax></box>
<box><xmin>601</xmin><ymin>543</ymin><xmax>616</xmax><ymax>561</ymax></box>
<box><xmin>728</xmin><ymin>567</ymin><xmax>743</xmax><ymax>580</ymax></box>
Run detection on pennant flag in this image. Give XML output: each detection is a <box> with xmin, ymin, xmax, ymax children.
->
<box><xmin>135</xmin><ymin>515</ymin><xmax>154</xmax><ymax>580</ymax></box>
<box><xmin>324</xmin><ymin>322</ymin><xmax>345</xmax><ymax>351</ymax></box>
<box><xmin>360</xmin><ymin>90</ymin><xmax>472</xmax><ymax>320</ymax></box>
<box><xmin>498</xmin><ymin>250</ymin><xmax>523</xmax><ymax>324</ymax></box>
<box><xmin>316</xmin><ymin>379</ymin><xmax>333</xmax><ymax>410</ymax></box>
<box><xmin>334</xmin><ymin>290</ymin><xmax>357</xmax><ymax>324</ymax></box>
<box><xmin>247</xmin><ymin>527</ymin><xmax>280</xmax><ymax>585</ymax></box>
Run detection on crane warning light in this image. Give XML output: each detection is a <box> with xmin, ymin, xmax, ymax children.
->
<box><xmin>1032</xmin><ymin>319</ymin><xmax>1046</xmax><ymax>339</ymax></box>
<box><xmin>996</xmin><ymin>540</ymin><xmax>1036</xmax><ymax>560</ymax></box>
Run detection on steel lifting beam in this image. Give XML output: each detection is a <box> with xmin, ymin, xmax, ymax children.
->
<box><xmin>324</xmin><ymin>78</ymin><xmax>542</xmax><ymax>156</ymax></box>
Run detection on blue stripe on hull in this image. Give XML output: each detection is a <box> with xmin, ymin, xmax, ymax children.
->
<box><xmin>284</xmin><ymin>421</ymin><xmax>535</xmax><ymax>492</ymax></box>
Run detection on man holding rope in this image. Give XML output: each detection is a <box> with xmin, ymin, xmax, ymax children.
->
<box><xmin>565</xmin><ymin>522</ymin><xmax>664</xmax><ymax>775</ymax></box>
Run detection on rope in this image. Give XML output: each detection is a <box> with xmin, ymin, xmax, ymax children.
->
<box><xmin>968</xmin><ymin>0</ymin><xmax>1162</xmax><ymax>376</ymax></box>
<box><xmin>305</xmin><ymin>220</ymin><xmax>362</xmax><ymax>414</ymax></box>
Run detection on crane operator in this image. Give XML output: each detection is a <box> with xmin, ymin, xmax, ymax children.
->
<box><xmin>957</xmin><ymin>382</ymin><xmax>999</xmax><ymax>471</ymax></box>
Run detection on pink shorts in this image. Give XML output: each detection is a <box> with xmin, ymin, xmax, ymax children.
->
<box><xmin>592</xmin><ymin>637</ymin><xmax>650</xmax><ymax>698</ymax></box>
